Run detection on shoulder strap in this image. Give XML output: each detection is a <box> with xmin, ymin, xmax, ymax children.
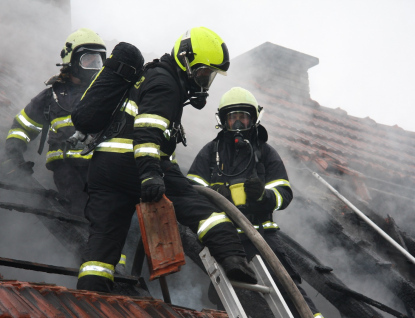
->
<box><xmin>37</xmin><ymin>87</ymin><xmax>53</xmax><ymax>155</ymax></box>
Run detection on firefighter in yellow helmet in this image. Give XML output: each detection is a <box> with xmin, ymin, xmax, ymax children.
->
<box><xmin>75</xmin><ymin>27</ymin><xmax>257</xmax><ymax>293</ymax></box>
<box><xmin>2</xmin><ymin>28</ymin><xmax>106</xmax><ymax>216</ymax></box>
<box><xmin>187</xmin><ymin>87</ymin><xmax>324</xmax><ymax>318</ymax></box>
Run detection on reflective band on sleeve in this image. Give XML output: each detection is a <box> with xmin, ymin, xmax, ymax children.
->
<box><xmin>78</xmin><ymin>261</ymin><xmax>115</xmax><ymax>281</ymax></box>
<box><xmin>187</xmin><ymin>174</ymin><xmax>209</xmax><ymax>186</ymax></box>
<box><xmin>95</xmin><ymin>138</ymin><xmax>133</xmax><ymax>153</ymax></box>
<box><xmin>46</xmin><ymin>149</ymin><xmax>92</xmax><ymax>163</ymax></box>
<box><xmin>6</xmin><ymin>129</ymin><xmax>30</xmax><ymax>143</ymax></box>
<box><xmin>134</xmin><ymin>114</ymin><xmax>170</xmax><ymax>131</ymax></box>
<box><xmin>265</xmin><ymin>179</ymin><xmax>291</xmax><ymax>189</ymax></box>
<box><xmin>271</xmin><ymin>188</ymin><xmax>283</xmax><ymax>211</ymax></box>
<box><xmin>134</xmin><ymin>143</ymin><xmax>160</xmax><ymax>159</ymax></box>
<box><xmin>122</xmin><ymin>100</ymin><xmax>139</xmax><ymax>117</ymax></box>
<box><xmin>118</xmin><ymin>254</ymin><xmax>127</xmax><ymax>265</ymax></box>
<box><xmin>197</xmin><ymin>212</ymin><xmax>232</xmax><ymax>241</ymax></box>
<box><xmin>50</xmin><ymin>115</ymin><xmax>73</xmax><ymax>133</ymax></box>
<box><xmin>15</xmin><ymin>110</ymin><xmax>43</xmax><ymax>132</ymax></box>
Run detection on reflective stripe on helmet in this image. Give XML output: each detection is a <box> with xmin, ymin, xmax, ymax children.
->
<box><xmin>6</xmin><ymin>128</ymin><xmax>30</xmax><ymax>143</ymax></box>
<box><xmin>95</xmin><ymin>138</ymin><xmax>133</xmax><ymax>153</ymax></box>
<box><xmin>118</xmin><ymin>254</ymin><xmax>127</xmax><ymax>265</ymax></box>
<box><xmin>78</xmin><ymin>261</ymin><xmax>114</xmax><ymax>281</ymax></box>
<box><xmin>313</xmin><ymin>314</ymin><xmax>324</xmax><ymax>318</ymax></box>
<box><xmin>134</xmin><ymin>143</ymin><xmax>160</xmax><ymax>160</ymax></box>
<box><xmin>50</xmin><ymin>115</ymin><xmax>73</xmax><ymax>133</ymax></box>
<box><xmin>15</xmin><ymin>110</ymin><xmax>43</xmax><ymax>133</ymax></box>
<box><xmin>46</xmin><ymin>149</ymin><xmax>92</xmax><ymax>163</ymax></box>
<box><xmin>187</xmin><ymin>174</ymin><xmax>209</xmax><ymax>186</ymax></box>
<box><xmin>134</xmin><ymin>114</ymin><xmax>170</xmax><ymax>131</ymax></box>
<box><xmin>121</xmin><ymin>99</ymin><xmax>139</xmax><ymax>117</ymax></box>
<box><xmin>197</xmin><ymin>212</ymin><xmax>232</xmax><ymax>241</ymax></box>
<box><xmin>236</xmin><ymin>221</ymin><xmax>279</xmax><ymax>234</ymax></box>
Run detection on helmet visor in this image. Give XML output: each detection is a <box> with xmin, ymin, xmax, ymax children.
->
<box><xmin>192</xmin><ymin>66</ymin><xmax>217</xmax><ymax>90</ymax></box>
<box><xmin>79</xmin><ymin>53</ymin><xmax>103</xmax><ymax>70</ymax></box>
<box><xmin>226</xmin><ymin>111</ymin><xmax>253</xmax><ymax>131</ymax></box>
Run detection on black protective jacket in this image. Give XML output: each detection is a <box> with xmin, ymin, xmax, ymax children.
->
<box><xmin>187</xmin><ymin>129</ymin><xmax>293</xmax><ymax>231</ymax></box>
<box><xmin>91</xmin><ymin>54</ymin><xmax>187</xmax><ymax>177</ymax></box>
<box><xmin>5</xmin><ymin>80</ymin><xmax>92</xmax><ymax>170</ymax></box>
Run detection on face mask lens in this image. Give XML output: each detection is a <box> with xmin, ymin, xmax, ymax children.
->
<box><xmin>79</xmin><ymin>53</ymin><xmax>103</xmax><ymax>70</ymax></box>
<box><xmin>192</xmin><ymin>66</ymin><xmax>217</xmax><ymax>89</ymax></box>
<box><xmin>226</xmin><ymin>111</ymin><xmax>252</xmax><ymax>131</ymax></box>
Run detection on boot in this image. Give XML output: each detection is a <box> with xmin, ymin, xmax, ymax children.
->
<box><xmin>220</xmin><ymin>256</ymin><xmax>257</xmax><ymax>284</ymax></box>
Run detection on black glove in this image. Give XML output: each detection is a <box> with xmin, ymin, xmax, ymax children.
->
<box><xmin>244</xmin><ymin>177</ymin><xmax>265</xmax><ymax>201</ymax></box>
<box><xmin>141</xmin><ymin>173</ymin><xmax>165</xmax><ymax>202</ymax></box>
<box><xmin>210</xmin><ymin>184</ymin><xmax>231</xmax><ymax>200</ymax></box>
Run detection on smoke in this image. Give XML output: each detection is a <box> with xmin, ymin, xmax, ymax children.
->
<box><xmin>0</xmin><ymin>0</ymin><xmax>77</xmax><ymax>288</ymax></box>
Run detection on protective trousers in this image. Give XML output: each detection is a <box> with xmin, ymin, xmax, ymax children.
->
<box><xmin>52</xmin><ymin>164</ymin><xmax>89</xmax><ymax>217</ymax></box>
<box><xmin>77</xmin><ymin>152</ymin><xmax>246</xmax><ymax>292</ymax></box>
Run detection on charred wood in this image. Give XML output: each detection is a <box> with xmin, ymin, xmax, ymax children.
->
<box><xmin>327</xmin><ymin>282</ymin><xmax>408</xmax><ymax>318</ymax></box>
<box><xmin>278</xmin><ymin>231</ymin><xmax>383</xmax><ymax>318</ymax></box>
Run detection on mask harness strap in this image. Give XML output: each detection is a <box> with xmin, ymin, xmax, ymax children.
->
<box><xmin>215</xmin><ymin>134</ymin><xmax>254</xmax><ymax>177</ymax></box>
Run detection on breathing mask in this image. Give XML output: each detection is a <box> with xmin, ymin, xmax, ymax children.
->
<box><xmin>71</xmin><ymin>47</ymin><xmax>105</xmax><ymax>83</ymax></box>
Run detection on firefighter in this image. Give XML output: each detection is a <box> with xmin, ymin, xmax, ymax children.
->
<box><xmin>1</xmin><ymin>28</ymin><xmax>106</xmax><ymax>216</ymax></box>
<box><xmin>187</xmin><ymin>87</ymin><xmax>324</xmax><ymax>318</ymax></box>
<box><xmin>75</xmin><ymin>27</ymin><xmax>257</xmax><ymax>293</ymax></box>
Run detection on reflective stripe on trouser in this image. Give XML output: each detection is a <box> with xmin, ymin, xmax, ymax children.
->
<box><xmin>78</xmin><ymin>261</ymin><xmax>115</xmax><ymax>281</ymax></box>
<box><xmin>160</xmin><ymin>159</ymin><xmax>246</xmax><ymax>260</ymax></box>
<box><xmin>236</xmin><ymin>221</ymin><xmax>279</xmax><ymax>234</ymax></box>
<box><xmin>197</xmin><ymin>212</ymin><xmax>233</xmax><ymax>241</ymax></box>
<box><xmin>118</xmin><ymin>254</ymin><xmax>126</xmax><ymax>265</ymax></box>
<box><xmin>46</xmin><ymin>149</ymin><xmax>93</xmax><ymax>164</ymax></box>
<box><xmin>6</xmin><ymin>128</ymin><xmax>31</xmax><ymax>143</ymax></box>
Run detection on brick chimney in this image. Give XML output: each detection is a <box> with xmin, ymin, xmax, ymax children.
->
<box><xmin>230</xmin><ymin>42</ymin><xmax>319</xmax><ymax>103</ymax></box>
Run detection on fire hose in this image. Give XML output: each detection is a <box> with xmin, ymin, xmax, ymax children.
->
<box><xmin>194</xmin><ymin>185</ymin><xmax>314</xmax><ymax>318</ymax></box>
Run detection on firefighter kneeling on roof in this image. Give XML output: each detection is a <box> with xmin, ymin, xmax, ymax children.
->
<box><xmin>73</xmin><ymin>27</ymin><xmax>258</xmax><ymax>293</ymax></box>
<box><xmin>187</xmin><ymin>87</ymin><xmax>324</xmax><ymax>318</ymax></box>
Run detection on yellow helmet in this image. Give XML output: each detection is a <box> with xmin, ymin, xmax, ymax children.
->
<box><xmin>217</xmin><ymin>87</ymin><xmax>261</xmax><ymax>131</ymax></box>
<box><xmin>173</xmin><ymin>27</ymin><xmax>229</xmax><ymax>90</ymax></box>
<box><xmin>60</xmin><ymin>28</ymin><xmax>106</xmax><ymax>65</ymax></box>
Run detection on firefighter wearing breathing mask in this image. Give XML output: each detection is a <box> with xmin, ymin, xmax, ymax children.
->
<box><xmin>76</xmin><ymin>27</ymin><xmax>258</xmax><ymax>293</ymax></box>
<box><xmin>2</xmin><ymin>28</ymin><xmax>106</xmax><ymax>216</ymax></box>
<box><xmin>187</xmin><ymin>87</ymin><xmax>324</xmax><ymax>318</ymax></box>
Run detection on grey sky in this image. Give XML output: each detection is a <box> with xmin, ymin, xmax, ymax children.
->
<box><xmin>71</xmin><ymin>0</ymin><xmax>415</xmax><ymax>132</ymax></box>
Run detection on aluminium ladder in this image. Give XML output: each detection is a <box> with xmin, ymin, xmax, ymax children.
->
<box><xmin>200</xmin><ymin>247</ymin><xmax>294</xmax><ymax>318</ymax></box>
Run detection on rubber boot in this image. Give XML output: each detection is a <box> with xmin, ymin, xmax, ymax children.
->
<box><xmin>220</xmin><ymin>256</ymin><xmax>258</xmax><ymax>284</ymax></box>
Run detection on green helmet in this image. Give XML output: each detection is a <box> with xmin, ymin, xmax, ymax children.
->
<box><xmin>217</xmin><ymin>87</ymin><xmax>261</xmax><ymax>131</ymax></box>
<box><xmin>60</xmin><ymin>28</ymin><xmax>106</xmax><ymax>65</ymax></box>
<box><xmin>173</xmin><ymin>27</ymin><xmax>229</xmax><ymax>90</ymax></box>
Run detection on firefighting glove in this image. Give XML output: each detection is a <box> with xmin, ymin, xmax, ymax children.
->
<box><xmin>141</xmin><ymin>173</ymin><xmax>165</xmax><ymax>202</ymax></box>
<box><xmin>209</xmin><ymin>184</ymin><xmax>231</xmax><ymax>200</ymax></box>
<box><xmin>244</xmin><ymin>177</ymin><xmax>265</xmax><ymax>201</ymax></box>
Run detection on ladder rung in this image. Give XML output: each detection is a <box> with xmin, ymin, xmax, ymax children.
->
<box><xmin>230</xmin><ymin>280</ymin><xmax>271</xmax><ymax>294</ymax></box>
